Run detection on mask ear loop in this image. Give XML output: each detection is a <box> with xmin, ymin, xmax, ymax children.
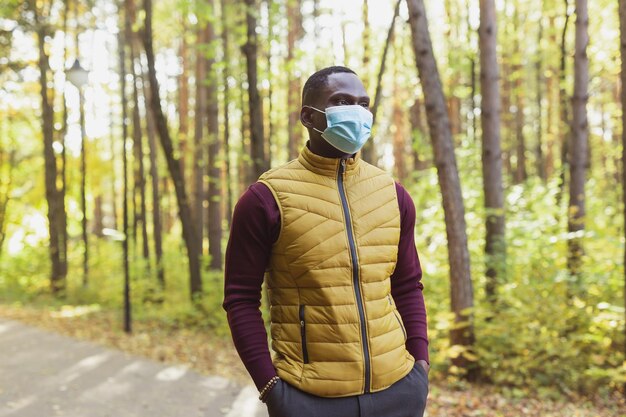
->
<box><xmin>303</xmin><ymin>105</ymin><xmax>326</xmax><ymax>114</ymax></box>
<box><xmin>303</xmin><ymin>105</ymin><xmax>326</xmax><ymax>134</ymax></box>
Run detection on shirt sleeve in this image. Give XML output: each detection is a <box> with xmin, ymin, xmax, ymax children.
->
<box><xmin>222</xmin><ymin>182</ymin><xmax>280</xmax><ymax>390</ymax></box>
<box><xmin>391</xmin><ymin>182</ymin><xmax>429</xmax><ymax>364</ymax></box>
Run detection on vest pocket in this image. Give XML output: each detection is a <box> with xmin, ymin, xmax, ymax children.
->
<box><xmin>391</xmin><ymin>309</ymin><xmax>407</xmax><ymax>343</ymax></box>
<box><xmin>388</xmin><ymin>295</ymin><xmax>407</xmax><ymax>342</ymax></box>
<box><xmin>299</xmin><ymin>305</ymin><xmax>309</xmax><ymax>364</ymax></box>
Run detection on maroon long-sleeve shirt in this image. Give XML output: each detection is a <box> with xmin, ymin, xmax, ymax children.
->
<box><xmin>223</xmin><ymin>181</ymin><xmax>428</xmax><ymax>391</ymax></box>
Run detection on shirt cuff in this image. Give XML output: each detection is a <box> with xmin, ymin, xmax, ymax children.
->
<box><xmin>407</xmin><ymin>338</ymin><xmax>429</xmax><ymax>364</ymax></box>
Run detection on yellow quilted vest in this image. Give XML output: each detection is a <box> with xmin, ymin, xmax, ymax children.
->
<box><xmin>258</xmin><ymin>146</ymin><xmax>415</xmax><ymax>398</ymax></box>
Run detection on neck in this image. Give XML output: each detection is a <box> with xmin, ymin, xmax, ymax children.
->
<box><xmin>307</xmin><ymin>138</ymin><xmax>352</xmax><ymax>160</ymax></box>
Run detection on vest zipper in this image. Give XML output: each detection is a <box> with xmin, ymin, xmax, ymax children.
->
<box><xmin>299</xmin><ymin>305</ymin><xmax>309</xmax><ymax>364</ymax></box>
<box><xmin>337</xmin><ymin>159</ymin><xmax>371</xmax><ymax>393</ymax></box>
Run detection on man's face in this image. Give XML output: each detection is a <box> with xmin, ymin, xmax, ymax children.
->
<box><xmin>301</xmin><ymin>72</ymin><xmax>371</xmax><ymax>157</ymax></box>
<box><xmin>314</xmin><ymin>72</ymin><xmax>370</xmax><ymax>111</ymax></box>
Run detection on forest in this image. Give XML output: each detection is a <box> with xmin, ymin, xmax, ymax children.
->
<box><xmin>0</xmin><ymin>0</ymin><xmax>625</xmax><ymax>414</ymax></box>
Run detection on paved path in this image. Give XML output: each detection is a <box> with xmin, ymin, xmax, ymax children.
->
<box><xmin>0</xmin><ymin>318</ymin><xmax>268</xmax><ymax>417</ymax></box>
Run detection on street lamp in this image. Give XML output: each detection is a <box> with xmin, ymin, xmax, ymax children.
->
<box><xmin>66</xmin><ymin>59</ymin><xmax>89</xmax><ymax>89</ymax></box>
<box><xmin>66</xmin><ymin>59</ymin><xmax>90</xmax><ymax>286</ymax></box>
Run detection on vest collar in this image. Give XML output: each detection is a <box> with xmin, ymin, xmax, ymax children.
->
<box><xmin>298</xmin><ymin>143</ymin><xmax>361</xmax><ymax>178</ymax></box>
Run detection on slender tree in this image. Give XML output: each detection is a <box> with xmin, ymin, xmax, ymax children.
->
<box><xmin>178</xmin><ymin>15</ymin><xmax>190</xmax><ymax>182</ymax></box>
<box><xmin>108</xmin><ymin>97</ymin><xmax>119</xmax><ymax>232</ymax></box>
<box><xmin>535</xmin><ymin>15</ymin><xmax>546</xmax><ymax>181</ymax></box>
<box><xmin>0</xmin><ymin>144</ymin><xmax>14</xmax><ymax>259</ymax></box>
<box><xmin>265</xmin><ymin>0</ymin><xmax>275</xmax><ymax>164</ymax></box>
<box><xmin>126</xmin><ymin>0</ymin><xmax>150</xmax><ymax>262</ymax></box>
<box><xmin>243</xmin><ymin>0</ymin><xmax>268</xmax><ymax>180</ymax></box>
<box><xmin>142</xmin><ymin>0</ymin><xmax>202</xmax><ymax>298</ymax></box>
<box><xmin>118</xmin><ymin>18</ymin><xmax>131</xmax><ymax>333</ymax></box>
<box><xmin>466</xmin><ymin>0</ymin><xmax>478</xmax><ymax>144</ymax></box>
<box><xmin>362</xmin><ymin>0</ymin><xmax>370</xmax><ymax>89</ymax></box>
<box><xmin>567</xmin><ymin>0</ymin><xmax>588</xmax><ymax>279</ymax></box>
<box><xmin>193</xmin><ymin>23</ymin><xmax>207</xmax><ymax>252</ymax></box>
<box><xmin>141</xmin><ymin>65</ymin><xmax>165</xmax><ymax>286</ymax></box>
<box><xmin>286</xmin><ymin>0</ymin><xmax>302</xmax><ymax>160</ymax></box>
<box><xmin>392</xmin><ymin>47</ymin><xmax>407</xmax><ymax>182</ymax></box>
<box><xmin>360</xmin><ymin>0</ymin><xmax>374</xmax><ymax>162</ymax></box>
<box><xmin>405</xmin><ymin>0</ymin><xmax>476</xmax><ymax>378</ymax></box>
<box><xmin>513</xmin><ymin>8</ymin><xmax>527</xmax><ymax>184</ymax></box>
<box><xmin>371</xmin><ymin>0</ymin><xmax>401</xmax><ymax>126</ymax></box>
<box><xmin>205</xmin><ymin>0</ymin><xmax>222</xmax><ymax>270</ymax></box>
<box><xmin>60</xmin><ymin>0</ymin><xmax>70</xmax><ymax>277</ymax></box>
<box><xmin>79</xmin><ymin>80</ymin><xmax>89</xmax><ymax>285</ymax></box>
<box><xmin>221</xmin><ymin>0</ymin><xmax>233</xmax><ymax>225</ymax></box>
<box><xmin>410</xmin><ymin>97</ymin><xmax>428</xmax><ymax>171</ymax></box>
<box><xmin>34</xmin><ymin>2</ymin><xmax>67</xmax><ymax>293</ymax></box>
<box><xmin>479</xmin><ymin>0</ymin><xmax>505</xmax><ymax>304</ymax></box>
<box><xmin>619</xmin><ymin>0</ymin><xmax>626</xmax><ymax>395</ymax></box>
<box><xmin>557</xmin><ymin>0</ymin><xmax>572</xmax><ymax>206</ymax></box>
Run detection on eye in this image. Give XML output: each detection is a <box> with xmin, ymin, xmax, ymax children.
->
<box><xmin>360</xmin><ymin>102</ymin><xmax>369</xmax><ymax>108</ymax></box>
<box><xmin>337</xmin><ymin>98</ymin><xmax>349</xmax><ymax>105</ymax></box>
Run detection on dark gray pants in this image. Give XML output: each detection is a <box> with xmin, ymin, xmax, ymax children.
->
<box><xmin>265</xmin><ymin>363</ymin><xmax>428</xmax><ymax>417</ymax></box>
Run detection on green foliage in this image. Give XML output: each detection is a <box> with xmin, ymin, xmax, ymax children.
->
<box><xmin>0</xmin><ymin>237</ymin><xmax>230</xmax><ymax>336</ymax></box>
<box><xmin>408</xmin><ymin>142</ymin><xmax>625</xmax><ymax>397</ymax></box>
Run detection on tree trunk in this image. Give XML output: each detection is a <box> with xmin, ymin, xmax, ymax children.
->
<box><xmin>109</xmin><ymin>99</ymin><xmax>119</xmax><ymax>231</ymax></box>
<box><xmin>392</xmin><ymin>65</ymin><xmax>407</xmax><ymax>182</ymax></box>
<box><xmin>513</xmin><ymin>9</ymin><xmax>527</xmax><ymax>184</ymax></box>
<box><xmin>557</xmin><ymin>0</ymin><xmax>572</xmax><ymax>207</ymax></box>
<box><xmin>118</xmin><ymin>25</ymin><xmax>132</xmax><ymax>333</ymax></box>
<box><xmin>0</xmin><ymin>144</ymin><xmax>15</xmax><ymax>258</ymax></box>
<box><xmin>143</xmin><ymin>73</ymin><xmax>165</xmax><ymax>286</ymax></box>
<box><xmin>410</xmin><ymin>97</ymin><xmax>429</xmax><ymax>171</ymax></box>
<box><xmin>545</xmin><ymin>14</ymin><xmax>558</xmax><ymax>180</ymax></box>
<box><xmin>193</xmin><ymin>24</ymin><xmax>207</xmax><ymax>253</ymax></box>
<box><xmin>535</xmin><ymin>16</ymin><xmax>546</xmax><ymax>181</ymax></box>
<box><xmin>479</xmin><ymin>0</ymin><xmax>505</xmax><ymax>305</ymax></box>
<box><xmin>500</xmin><ymin>54</ymin><xmax>513</xmax><ymax>180</ymax></box>
<box><xmin>619</xmin><ymin>0</ymin><xmax>626</xmax><ymax>395</ymax></box>
<box><xmin>60</xmin><ymin>0</ymin><xmax>69</xmax><ymax>277</ymax></box>
<box><xmin>93</xmin><ymin>194</ymin><xmax>104</xmax><ymax>237</ymax></box>
<box><xmin>37</xmin><ymin>24</ymin><xmax>67</xmax><ymax>294</ymax></box>
<box><xmin>179</xmin><ymin>16</ymin><xmax>190</xmax><ymax>181</ymax></box>
<box><xmin>265</xmin><ymin>0</ymin><xmax>275</xmax><ymax>165</ymax></box>
<box><xmin>567</xmin><ymin>0</ymin><xmax>588</xmax><ymax>279</ymax></box>
<box><xmin>362</xmin><ymin>0</ymin><xmax>370</xmax><ymax>90</ymax></box>
<box><xmin>360</xmin><ymin>0</ymin><xmax>374</xmax><ymax>162</ymax></box>
<box><xmin>312</xmin><ymin>0</ymin><xmax>322</xmax><ymax>68</ymax></box>
<box><xmin>514</xmin><ymin>79</ymin><xmax>527</xmax><ymax>183</ymax></box>
<box><xmin>240</xmin><ymin>56</ymin><xmax>252</xmax><ymax>189</ymax></box>
<box><xmin>79</xmin><ymin>89</ymin><xmax>89</xmax><ymax>285</ymax></box>
<box><xmin>287</xmin><ymin>0</ymin><xmax>302</xmax><ymax>160</ymax></box>
<box><xmin>371</xmin><ymin>0</ymin><xmax>401</xmax><ymax>127</ymax></box>
<box><xmin>466</xmin><ymin>0</ymin><xmax>477</xmax><ymax>144</ymax></box>
<box><xmin>243</xmin><ymin>0</ymin><xmax>268</xmax><ymax>180</ymax></box>
<box><xmin>143</xmin><ymin>0</ymin><xmax>202</xmax><ymax>298</ymax></box>
<box><xmin>127</xmin><ymin>9</ymin><xmax>150</xmax><ymax>262</ymax></box>
<box><xmin>205</xmin><ymin>2</ymin><xmax>222</xmax><ymax>271</ymax></box>
<box><xmin>221</xmin><ymin>0</ymin><xmax>233</xmax><ymax>226</ymax></box>
<box><xmin>406</xmin><ymin>0</ymin><xmax>476</xmax><ymax>378</ymax></box>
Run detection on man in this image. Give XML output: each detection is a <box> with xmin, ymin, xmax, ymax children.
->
<box><xmin>223</xmin><ymin>66</ymin><xmax>428</xmax><ymax>417</ymax></box>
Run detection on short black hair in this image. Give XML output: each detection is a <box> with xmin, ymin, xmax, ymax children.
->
<box><xmin>302</xmin><ymin>66</ymin><xmax>357</xmax><ymax>106</ymax></box>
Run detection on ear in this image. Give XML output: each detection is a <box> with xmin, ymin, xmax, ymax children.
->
<box><xmin>300</xmin><ymin>106</ymin><xmax>314</xmax><ymax>129</ymax></box>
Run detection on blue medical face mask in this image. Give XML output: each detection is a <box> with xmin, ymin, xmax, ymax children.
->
<box><xmin>306</xmin><ymin>105</ymin><xmax>373</xmax><ymax>154</ymax></box>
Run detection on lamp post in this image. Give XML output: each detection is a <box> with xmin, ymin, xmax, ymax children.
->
<box><xmin>67</xmin><ymin>59</ymin><xmax>90</xmax><ymax>286</ymax></box>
